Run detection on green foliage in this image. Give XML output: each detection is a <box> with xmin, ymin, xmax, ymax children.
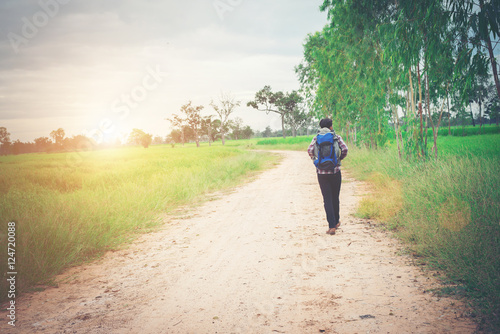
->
<box><xmin>0</xmin><ymin>146</ymin><xmax>274</xmax><ymax>300</ymax></box>
<box><xmin>247</xmin><ymin>86</ymin><xmax>306</xmax><ymax>138</ymax></box>
<box><xmin>128</xmin><ymin>128</ymin><xmax>153</xmax><ymax>148</ymax></box>
<box><xmin>49</xmin><ymin>128</ymin><xmax>65</xmax><ymax>146</ymax></box>
<box><xmin>210</xmin><ymin>92</ymin><xmax>241</xmax><ymax>145</ymax></box>
<box><xmin>299</xmin><ymin>0</ymin><xmax>500</xmax><ymax>157</ymax></box>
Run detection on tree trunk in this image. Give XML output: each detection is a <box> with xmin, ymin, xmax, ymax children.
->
<box><xmin>409</xmin><ymin>68</ymin><xmax>417</xmax><ymax>154</ymax></box>
<box><xmin>281</xmin><ymin>114</ymin><xmax>286</xmax><ymax>139</ymax></box>
<box><xmin>222</xmin><ymin>132</ymin><xmax>226</xmax><ymax>145</ymax></box>
<box><xmin>424</xmin><ymin>71</ymin><xmax>430</xmax><ymax>149</ymax></box>
<box><xmin>469</xmin><ymin>102</ymin><xmax>475</xmax><ymax>126</ymax></box>
<box><xmin>392</xmin><ymin>104</ymin><xmax>402</xmax><ymax>159</ymax></box>
<box><xmin>431</xmin><ymin>94</ymin><xmax>448</xmax><ymax>159</ymax></box>
<box><xmin>481</xmin><ymin>0</ymin><xmax>500</xmax><ymax>100</ymax></box>
<box><xmin>478</xmin><ymin>99</ymin><xmax>482</xmax><ymax>134</ymax></box>
<box><xmin>447</xmin><ymin>94</ymin><xmax>451</xmax><ymax>135</ymax></box>
<box><xmin>417</xmin><ymin>63</ymin><xmax>424</xmax><ymax>157</ymax></box>
<box><xmin>346</xmin><ymin>122</ymin><xmax>350</xmax><ymax>144</ymax></box>
<box><xmin>425</xmin><ymin>73</ymin><xmax>437</xmax><ymax>158</ymax></box>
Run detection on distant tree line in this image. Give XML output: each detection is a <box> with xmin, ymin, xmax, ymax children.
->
<box><xmin>0</xmin><ymin>119</ymin><xmax>315</xmax><ymax>156</ymax></box>
<box><xmin>0</xmin><ymin>127</ymin><xmax>96</xmax><ymax>155</ymax></box>
<box><xmin>166</xmin><ymin>89</ymin><xmax>314</xmax><ymax>146</ymax></box>
<box><xmin>0</xmin><ymin>89</ymin><xmax>320</xmax><ymax>155</ymax></box>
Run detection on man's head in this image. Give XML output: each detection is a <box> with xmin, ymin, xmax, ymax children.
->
<box><xmin>319</xmin><ymin>118</ymin><xmax>333</xmax><ymax>129</ymax></box>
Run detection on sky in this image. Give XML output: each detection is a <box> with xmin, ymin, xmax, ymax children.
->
<box><xmin>0</xmin><ymin>0</ymin><xmax>328</xmax><ymax>143</ymax></box>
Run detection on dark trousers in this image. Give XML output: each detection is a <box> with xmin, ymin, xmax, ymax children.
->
<box><xmin>317</xmin><ymin>171</ymin><xmax>342</xmax><ymax>228</ymax></box>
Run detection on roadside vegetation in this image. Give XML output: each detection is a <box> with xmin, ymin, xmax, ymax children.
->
<box><xmin>0</xmin><ymin>145</ymin><xmax>276</xmax><ymax>300</ymax></box>
<box><xmin>295</xmin><ymin>1</ymin><xmax>499</xmax><ymax>330</ymax></box>
<box><xmin>254</xmin><ymin>128</ymin><xmax>500</xmax><ymax>332</ymax></box>
<box><xmin>0</xmin><ymin>125</ymin><xmax>497</xmax><ymax>330</ymax></box>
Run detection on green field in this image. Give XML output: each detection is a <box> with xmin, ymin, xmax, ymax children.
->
<box><xmin>0</xmin><ymin>144</ymin><xmax>276</xmax><ymax>299</ymax></box>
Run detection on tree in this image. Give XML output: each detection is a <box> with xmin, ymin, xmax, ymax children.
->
<box><xmin>263</xmin><ymin>126</ymin><xmax>272</xmax><ymax>138</ymax></box>
<box><xmin>34</xmin><ymin>137</ymin><xmax>52</xmax><ymax>152</ymax></box>
<box><xmin>247</xmin><ymin>86</ymin><xmax>287</xmax><ymax>138</ymax></box>
<box><xmin>167</xmin><ymin>114</ymin><xmax>186</xmax><ymax>146</ymax></box>
<box><xmin>240</xmin><ymin>125</ymin><xmax>254</xmax><ymax>139</ymax></box>
<box><xmin>281</xmin><ymin>91</ymin><xmax>306</xmax><ymax>137</ymax></box>
<box><xmin>451</xmin><ymin>0</ymin><xmax>500</xmax><ymax>99</ymax></box>
<box><xmin>128</xmin><ymin>128</ymin><xmax>153</xmax><ymax>148</ymax></box>
<box><xmin>181</xmin><ymin>101</ymin><xmax>204</xmax><ymax>147</ymax></box>
<box><xmin>201</xmin><ymin>115</ymin><xmax>216</xmax><ymax>146</ymax></box>
<box><xmin>210</xmin><ymin>92</ymin><xmax>240</xmax><ymax>145</ymax></box>
<box><xmin>485</xmin><ymin>82</ymin><xmax>500</xmax><ymax>126</ymax></box>
<box><xmin>168</xmin><ymin>101</ymin><xmax>204</xmax><ymax>147</ymax></box>
<box><xmin>304</xmin><ymin>0</ymin><xmax>498</xmax><ymax>157</ymax></box>
<box><xmin>50</xmin><ymin>128</ymin><xmax>65</xmax><ymax>148</ymax></box>
<box><xmin>62</xmin><ymin>135</ymin><xmax>94</xmax><ymax>151</ymax></box>
<box><xmin>228</xmin><ymin>117</ymin><xmax>241</xmax><ymax>140</ymax></box>
<box><xmin>0</xmin><ymin>127</ymin><xmax>11</xmax><ymax>155</ymax></box>
<box><xmin>152</xmin><ymin>136</ymin><xmax>164</xmax><ymax>145</ymax></box>
<box><xmin>11</xmin><ymin>140</ymin><xmax>23</xmax><ymax>155</ymax></box>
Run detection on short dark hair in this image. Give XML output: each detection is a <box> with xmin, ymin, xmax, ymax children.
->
<box><xmin>319</xmin><ymin>118</ymin><xmax>332</xmax><ymax>129</ymax></box>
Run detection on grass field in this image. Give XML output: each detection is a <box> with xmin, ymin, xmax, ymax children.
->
<box><xmin>0</xmin><ymin>144</ymin><xmax>276</xmax><ymax>299</ymax></box>
<box><xmin>1</xmin><ymin>126</ymin><xmax>498</xmax><ymax>329</ymax></box>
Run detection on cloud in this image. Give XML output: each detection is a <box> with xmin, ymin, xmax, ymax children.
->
<box><xmin>0</xmin><ymin>0</ymin><xmax>327</xmax><ymax>141</ymax></box>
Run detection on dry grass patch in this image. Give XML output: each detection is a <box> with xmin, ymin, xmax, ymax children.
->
<box><xmin>357</xmin><ymin>172</ymin><xmax>403</xmax><ymax>222</ymax></box>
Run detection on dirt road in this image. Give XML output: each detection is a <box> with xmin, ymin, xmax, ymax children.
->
<box><xmin>1</xmin><ymin>151</ymin><xmax>477</xmax><ymax>333</ymax></box>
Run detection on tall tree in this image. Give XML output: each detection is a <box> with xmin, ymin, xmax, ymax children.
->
<box><xmin>181</xmin><ymin>101</ymin><xmax>204</xmax><ymax>147</ymax></box>
<box><xmin>210</xmin><ymin>92</ymin><xmax>240</xmax><ymax>145</ymax></box>
<box><xmin>247</xmin><ymin>86</ymin><xmax>307</xmax><ymax>138</ymax></box>
<box><xmin>0</xmin><ymin>127</ymin><xmax>11</xmax><ymax>155</ymax></box>
<box><xmin>128</xmin><ymin>128</ymin><xmax>152</xmax><ymax>148</ymax></box>
<box><xmin>281</xmin><ymin>91</ymin><xmax>306</xmax><ymax>137</ymax></box>
<box><xmin>306</xmin><ymin>0</ymin><xmax>498</xmax><ymax>157</ymax></box>
<box><xmin>452</xmin><ymin>0</ymin><xmax>500</xmax><ymax>99</ymax></box>
<box><xmin>34</xmin><ymin>136</ymin><xmax>52</xmax><ymax>152</ymax></box>
<box><xmin>167</xmin><ymin>114</ymin><xmax>186</xmax><ymax>146</ymax></box>
<box><xmin>201</xmin><ymin>115</ymin><xmax>216</xmax><ymax>146</ymax></box>
<box><xmin>247</xmin><ymin>86</ymin><xmax>287</xmax><ymax>138</ymax></box>
<box><xmin>228</xmin><ymin>117</ymin><xmax>243</xmax><ymax>140</ymax></box>
<box><xmin>50</xmin><ymin>128</ymin><xmax>65</xmax><ymax>147</ymax></box>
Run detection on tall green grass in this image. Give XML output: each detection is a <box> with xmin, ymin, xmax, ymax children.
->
<box><xmin>343</xmin><ymin>134</ymin><xmax>500</xmax><ymax>331</ymax></box>
<box><xmin>0</xmin><ymin>145</ymin><xmax>275</xmax><ymax>299</ymax></box>
<box><xmin>433</xmin><ymin>124</ymin><xmax>500</xmax><ymax>137</ymax></box>
<box><xmin>395</xmin><ymin>124</ymin><xmax>500</xmax><ymax>139</ymax></box>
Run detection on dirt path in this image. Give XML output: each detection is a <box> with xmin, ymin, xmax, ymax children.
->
<box><xmin>1</xmin><ymin>151</ymin><xmax>477</xmax><ymax>333</ymax></box>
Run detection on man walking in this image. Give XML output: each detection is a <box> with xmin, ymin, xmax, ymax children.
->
<box><xmin>307</xmin><ymin>118</ymin><xmax>348</xmax><ymax>235</ymax></box>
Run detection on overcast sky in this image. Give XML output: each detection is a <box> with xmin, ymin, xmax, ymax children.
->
<box><xmin>0</xmin><ymin>0</ymin><xmax>328</xmax><ymax>142</ymax></box>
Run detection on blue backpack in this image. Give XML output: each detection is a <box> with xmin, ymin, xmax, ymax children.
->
<box><xmin>314</xmin><ymin>132</ymin><xmax>341</xmax><ymax>170</ymax></box>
